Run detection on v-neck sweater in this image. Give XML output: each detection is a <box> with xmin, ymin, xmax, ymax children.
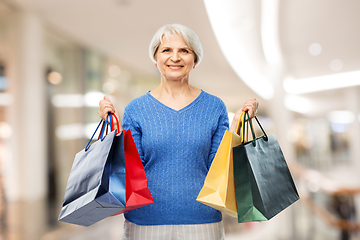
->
<box><xmin>122</xmin><ymin>90</ymin><xmax>229</xmax><ymax>225</ymax></box>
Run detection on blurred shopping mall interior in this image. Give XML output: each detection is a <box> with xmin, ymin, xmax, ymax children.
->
<box><xmin>1</xmin><ymin>0</ymin><xmax>360</xmax><ymax>239</ymax></box>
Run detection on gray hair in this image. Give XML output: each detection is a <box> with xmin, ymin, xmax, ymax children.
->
<box><xmin>149</xmin><ymin>24</ymin><xmax>203</xmax><ymax>67</ymax></box>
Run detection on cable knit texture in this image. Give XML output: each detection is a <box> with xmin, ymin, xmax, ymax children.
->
<box><xmin>122</xmin><ymin>90</ymin><xmax>229</xmax><ymax>225</ymax></box>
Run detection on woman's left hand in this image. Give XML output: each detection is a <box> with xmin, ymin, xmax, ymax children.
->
<box><xmin>229</xmin><ymin>98</ymin><xmax>259</xmax><ymax>133</ymax></box>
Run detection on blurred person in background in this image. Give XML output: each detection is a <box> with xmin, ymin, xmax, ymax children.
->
<box><xmin>99</xmin><ymin>23</ymin><xmax>258</xmax><ymax>240</ymax></box>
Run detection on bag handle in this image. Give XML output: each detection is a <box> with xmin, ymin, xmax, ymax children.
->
<box><xmin>85</xmin><ymin>118</ymin><xmax>104</xmax><ymax>152</ymax></box>
<box><xmin>112</xmin><ymin>114</ymin><xmax>120</xmax><ymax>133</ymax></box>
<box><xmin>235</xmin><ymin>111</ymin><xmax>244</xmax><ymax>134</ymax></box>
<box><xmin>98</xmin><ymin>114</ymin><xmax>111</xmax><ymax>140</ymax></box>
<box><xmin>98</xmin><ymin>113</ymin><xmax>121</xmax><ymax>140</ymax></box>
<box><xmin>235</xmin><ymin>111</ymin><xmax>246</xmax><ymax>141</ymax></box>
<box><xmin>85</xmin><ymin>113</ymin><xmax>120</xmax><ymax>151</ymax></box>
<box><xmin>235</xmin><ymin>111</ymin><xmax>252</xmax><ymax>142</ymax></box>
<box><xmin>243</xmin><ymin>111</ymin><xmax>268</xmax><ymax>147</ymax></box>
<box><xmin>242</xmin><ymin>110</ymin><xmax>253</xmax><ymax>143</ymax></box>
<box><xmin>241</xmin><ymin>111</ymin><xmax>255</xmax><ymax>143</ymax></box>
<box><xmin>240</xmin><ymin>111</ymin><xmax>246</xmax><ymax>142</ymax></box>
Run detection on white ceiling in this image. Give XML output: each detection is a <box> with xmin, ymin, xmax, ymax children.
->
<box><xmin>2</xmin><ymin>0</ymin><xmax>360</xmax><ymax>115</ymax></box>
<box><xmin>280</xmin><ymin>0</ymin><xmax>360</xmax><ymax>79</ymax></box>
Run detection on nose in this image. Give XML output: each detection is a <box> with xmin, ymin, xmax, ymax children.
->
<box><xmin>170</xmin><ymin>51</ymin><xmax>180</xmax><ymax>62</ymax></box>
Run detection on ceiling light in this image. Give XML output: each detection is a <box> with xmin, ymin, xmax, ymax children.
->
<box><xmin>52</xmin><ymin>92</ymin><xmax>105</xmax><ymax>108</ymax></box>
<box><xmin>327</xmin><ymin>110</ymin><xmax>354</xmax><ymax>135</ymax></box>
<box><xmin>0</xmin><ymin>93</ymin><xmax>13</xmax><ymax>106</ymax></box>
<box><xmin>284</xmin><ymin>70</ymin><xmax>360</xmax><ymax>94</ymax></box>
<box><xmin>84</xmin><ymin>92</ymin><xmax>105</xmax><ymax>107</ymax></box>
<box><xmin>328</xmin><ymin>110</ymin><xmax>355</xmax><ymax>124</ymax></box>
<box><xmin>329</xmin><ymin>59</ymin><xmax>343</xmax><ymax>72</ymax></box>
<box><xmin>56</xmin><ymin>124</ymin><xmax>84</xmax><ymax>140</ymax></box>
<box><xmin>0</xmin><ymin>122</ymin><xmax>12</xmax><ymax>139</ymax></box>
<box><xmin>330</xmin><ymin>123</ymin><xmax>349</xmax><ymax>133</ymax></box>
<box><xmin>52</xmin><ymin>94</ymin><xmax>84</xmax><ymax>108</ymax></box>
<box><xmin>308</xmin><ymin>43</ymin><xmax>322</xmax><ymax>56</ymax></box>
<box><xmin>47</xmin><ymin>71</ymin><xmax>63</xmax><ymax>85</ymax></box>
<box><xmin>284</xmin><ymin>95</ymin><xmax>313</xmax><ymax>114</ymax></box>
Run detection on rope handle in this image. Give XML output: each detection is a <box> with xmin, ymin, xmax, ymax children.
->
<box><xmin>241</xmin><ymin>111</ymin><xmax>255</xmax><ymax>144</ymax></box>
<box><xmin>98</xmin><ymin>113</ymin><xmax>120</xmax><ymax>140</ymax></box>
<box><xmin>235</xmin><ymin>111</ymin><xmax>245</xmax><ymax>134</ymax></box>
<box><xmin>243</xmin><ymin>111</ymin><xmax>268</xmax><ymax>147</ymax></box>
<box><xmin>85</xmin><ymin>113</ymin><xmax>120</xmax><ymax>151</ymax></box>
<box><xmin>98</xmin><ymin>114</ymin><xmax>112</xmax><ymax>140</ymax></box>
<box><xmin>85</xmin><ymin>119</ymin><xmax>103</xmax><ymax>152</ymax></box>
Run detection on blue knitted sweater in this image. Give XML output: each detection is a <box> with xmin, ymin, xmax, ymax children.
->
<box><xmin>122</xmin><ymin>90</ymin><xmax>229</xmax><ymax>225</ymax></box>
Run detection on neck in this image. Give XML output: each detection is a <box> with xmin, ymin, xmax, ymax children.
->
<box><xmin>158</xmin><ymin>75</ymin><xmax>193</xmax><ymax>97</ymax></box>
<box><xmin>150</xmin><ymin>75</ymin><xmax>201</xmax><ymax>111</ymax></box>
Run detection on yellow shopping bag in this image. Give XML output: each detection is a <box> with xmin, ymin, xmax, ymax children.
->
<box><xmin>196</xmin><ymin>112</ymin><xmax>246</xmax><ymax>217</ymax></box>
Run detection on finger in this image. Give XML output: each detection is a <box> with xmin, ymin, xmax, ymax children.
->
<box><xmin>99</xmin><ymin>97</ymin><xmax>115</xmax><ymax>110</ymax></box>
<box><xmin>99</xmin><ymin>106</ymin><xmax>114</xmax><ymax>117</ymax></box>
<box><xmin>100</xmin><ymin>96</ymin><xmax>113</xmax><ymax>106</ymax></box>
<box><xmin>241</xmin><ymin>100</ymin><xmax>258</xmax><ymax>118</ymax></box>
<box><xmin>99</xmin><ymin>100</ymin><xmax>114</xmax><ymax>110</ymax></box>
<box><xmin>104</xmin><ymin>95</ymin><xmax>111</xmax><ymax>102</ymax></box>
<box><xmin>233</xmin><ymin>108</ymin><xmax>244</xmax><ymax>120</ymax></box>
<box><xmin>98</xmin><ymin>110</ymin><xmax>110</xmax><ymax>120</ymax></box>
<box><xmin>98</xmin><ymin>103</ymin><xmax>115</xmax><ymax>119</ymax></box>
<box><xmin>247</xmin><ymin>105</ymin><xmax>257</xmax><ymax>118</ymax></box>
<box><xmin>99</xmin><ymin>99</ymin><xmax>113</xmax><ymax>107</ymax></box>
<box><xmin>101</xmin><ymin>106</ymin><xmax>115</xmax><ymax>115</ymax></box>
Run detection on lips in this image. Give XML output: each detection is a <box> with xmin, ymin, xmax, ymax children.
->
<box><xmin>167</xmin><ymin>65</ymin><xmax>183</xmax><ymax>70</ymax></box>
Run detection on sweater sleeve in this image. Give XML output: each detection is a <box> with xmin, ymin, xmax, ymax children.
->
<box><xmin>122</xmin><ymin>105</ymin><xmax>145</xmax><ymax>165</ymax></box>
<box><xmin>208</xmin><ymin>101</ymin><xmax>229</xmax><ymax>168</ymax></box>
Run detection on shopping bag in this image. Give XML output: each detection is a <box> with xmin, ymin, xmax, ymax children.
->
<box><xmin>58</xmin><ymin>114</ymin><xmax>126</xmax><ymax>226</ymax></box>
<box><xmin>196</xmin><ymin>112</ymin><xmax>246</xmax><ymax>217</ymax></box>
<box><xmin>111</xmin><ymin>129</ymin><xmax>154</xmax><ymax>216</ymax></box>
<box><xmin>233</xmin><ymin>111</ymin><xmax>300</xmax><ymax>223</ymax></box>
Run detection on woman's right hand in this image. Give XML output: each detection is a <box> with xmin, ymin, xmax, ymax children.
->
<box><xmin>99</xmin><ymin>96</ymin><xmax>122</xmax><ymax>130</ymax></box>
<box><xmin>98</xmin><ymin>96</ymin><xmax>118</xmax><ymax>120</ymax></box>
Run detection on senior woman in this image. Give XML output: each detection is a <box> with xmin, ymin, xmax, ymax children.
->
<box><xmin>99</xmin><ymin>24</ymin><xmax>258</xmax><ymax>240</ymax></box>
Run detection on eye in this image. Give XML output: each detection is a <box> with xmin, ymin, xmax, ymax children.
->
<box><xmin>181</xmin><ymin>49</ymin><xmax>189</xmax><ymax>53</ymax></box>
<box><xmin>162</xmin><ymin>48</ymin><xmax>170</xmax><ymax>53</ymax></box>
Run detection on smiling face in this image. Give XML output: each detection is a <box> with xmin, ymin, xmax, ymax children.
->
<box><xmin>155</xmin><ymin>34</ymin><xmax>196</xmax><ymax>82</ymax></box>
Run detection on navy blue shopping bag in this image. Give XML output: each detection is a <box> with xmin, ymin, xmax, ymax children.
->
<box><xmin>58</xmin><ymin>114</ymin><xmax>126</xmax><ymax>226</ymax></box>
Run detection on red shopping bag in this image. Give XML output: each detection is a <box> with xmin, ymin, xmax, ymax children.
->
<box><xmin>112</xmin><ymin>129</ymin><xmax>154</xmax><ymax>215</ymax></box>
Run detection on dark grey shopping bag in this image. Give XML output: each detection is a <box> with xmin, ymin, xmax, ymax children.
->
<box><xmin>233</xmin><ymin>111</ymin><xmax>299</xmax><ymax>223</ymax></box>
<box><xmin>58</xmin><ymin>114</ymin><xmax>126</xmax><ymax>226</ymax></box>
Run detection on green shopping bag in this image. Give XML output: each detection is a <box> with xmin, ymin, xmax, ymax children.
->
<box><xmin>233</xmin><ymin>111</ymin><xmax>299</xmax><ymax>223</ymax></box>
